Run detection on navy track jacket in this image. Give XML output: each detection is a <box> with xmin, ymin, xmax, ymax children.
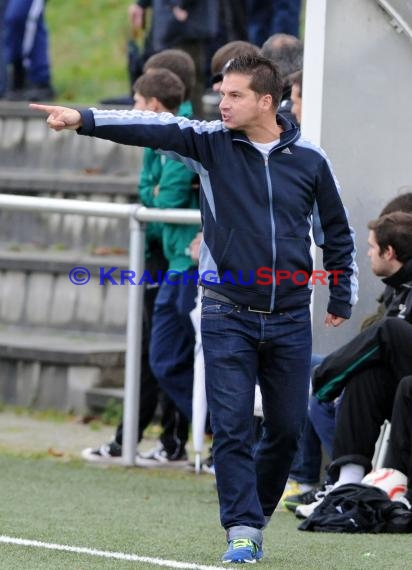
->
<box><xmin>78</xmin><ymin>110</ymin><xmax>358</xmax><ymax>318</ymax></box>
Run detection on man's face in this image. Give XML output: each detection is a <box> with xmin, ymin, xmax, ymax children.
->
<box><xmin>291</xmin><ymin>83</ymin><xmax>302</xmax><ymax>124</ymax></box>
<box><xmin>367</xmin><ymin>230</ymin><xmax>392</xmax><ymax>276</ymax></box>
<box><xmin>219</xmin><ymin>73</ymin><xmax>265</xmax><ymax>131</ymax></box>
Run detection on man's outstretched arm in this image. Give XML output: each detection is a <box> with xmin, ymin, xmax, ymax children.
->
<box><xmin>30</xmin><ymin>104</ymin><xmax>82</xmax><ymax>131</ymax></box>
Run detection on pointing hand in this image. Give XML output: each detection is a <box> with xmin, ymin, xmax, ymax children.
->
<box><xmin>29</xmin><ymin>103</ymin><xmax>82</xmax><ymax>131</ymax></box>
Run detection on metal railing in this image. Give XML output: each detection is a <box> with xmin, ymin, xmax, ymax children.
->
<box><xmin>376</xmin><ymin>0</ymin><xmax>412</xmax><ymax>41</ymax></box>
<box><xmin>0</xmin><ymin>193</ymin><xmax>201</xmax><ymax>466</ymax></box>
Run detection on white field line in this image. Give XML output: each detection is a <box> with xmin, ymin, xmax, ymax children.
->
<box><xmin>0</xmin><ymin>535</ymin><xmax>234</xmax><ymax>570</ymax></box>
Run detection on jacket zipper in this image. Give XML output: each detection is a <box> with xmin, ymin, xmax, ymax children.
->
<box><xmin>233</xmin><ymin>140</ymin><xmax>277</xmax><ymax>311</ymax></box>
<box><xmin>264</xmin><ymin>152</ymin><xmax>276</xmax><ymax>312</ymax></box>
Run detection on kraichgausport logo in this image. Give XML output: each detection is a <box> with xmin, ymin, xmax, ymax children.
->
<box><xmin>68</xmin><ymin>267</ymin><xmax>344</xmax><ymax>286</ymax></box>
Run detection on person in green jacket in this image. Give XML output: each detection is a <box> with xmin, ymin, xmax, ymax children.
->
<box><xmin>134</xmin><ymin>67</ymin><xmax>200</xmax><ymax>466</ymax></box>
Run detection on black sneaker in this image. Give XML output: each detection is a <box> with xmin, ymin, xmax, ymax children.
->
<box><xmin>81</xmin><ymin>441</ymin><xmax>123</xmax><ymax>464</ymax></box>
<box><xmin>188</xmin><ymin>452</ymin><xmax>215</xmax><ymax>474</ymax></box>
<box><xmin>385</xmin><ymin>499</ymin><xmax>412</xmax><ymax>533</ymax></box>
<box><xmin>136</xmin><ymin>444</ymin><xmax>188</xmax><ymax>468</ymax></box>
<box><xmin>201</xmin><ymin>453</ymin><xmax>215</xmax><ymax>475</ymax></box>
<box><xmin>283</xmin><ymin>486</ymin><xmax>323</xmax><ymax>513</ymax></box>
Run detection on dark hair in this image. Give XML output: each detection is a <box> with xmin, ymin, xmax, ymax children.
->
<box><xmin>368</xmin><ymin>211</ymin><xmax>412</xmax><ymax>262</ymax></box>
<box><xmin>261</xmin><ymin>34</ymin><xmax>304</xmax><ymax>79</ymax></box>
<box><xmin>133</xmin><ymin>68</ymin><xmax>185</xmax><ymax>112</ymax></box>
<box><xmin>143</xmin><ymin>49</ymin><xmax>195</xmax><ymax>100</ymax></box>
<box><xmin>379</xmin><ymin>190</ymin><xmax>412</xmax><ymax>216</ymax></box>
<box><xmin>211</xmin><ymin>41</ymin><xmax>260</xmax><ymax>80</ymax></box>
<box><xmin>224</xmin><ymin>54</ymin><xmax>283</xmax><ymax>110</ymax></box>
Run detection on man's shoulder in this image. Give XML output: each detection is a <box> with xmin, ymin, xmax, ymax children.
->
<box><xmin>293</xmin><ymin>136</ymin><xmax>326</xmax><ymax>158</ymax></box>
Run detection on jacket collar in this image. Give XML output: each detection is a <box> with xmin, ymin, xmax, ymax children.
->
<box><xmin>230</xmin><ymin>113</ymin><xmax>300</xmax><ymax>150</ymax></box>
<box><xmin>382</xmin><ymin>258</ymin><xmax>412</xmax><ymax>290</ymax></box>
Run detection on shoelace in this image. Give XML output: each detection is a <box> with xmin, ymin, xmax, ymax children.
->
<box><xmin>314</xmin><ymin>484</ymin><xmax>334</xmax><ymax>501</ymax></box>
<box><xmin>231</xmin><ymin>538</ymin><xmax>255</xmax><ymax>550</ymax></box>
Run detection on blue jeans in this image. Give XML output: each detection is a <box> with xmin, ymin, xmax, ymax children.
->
<box><xmin>308</xmin><ymin>395</ymin><xmax>337</xmax><ymax>458</ymax></box>
<box><xmin>288</xmin><ymin>413</ymin><xmax>322</xmax><ymax>485</ymax></box>
<box><xmin>289</xmin><ymin>354</ymin><xmax>337</xmax><ymax>484</ymax></box>
<box><xmin>149</xmin><ymin>273</ymin><xmax>197</xmax><ymax>421</ymax></box>
<box><xmin>201</xmin><ymin>297</ymin><xmax>311</xmax><ymax>543</ymax></box>
<box><xmin>289</xmin><ymin>353</ymin><xmax>323</xmax><ymax>484</ymax></box>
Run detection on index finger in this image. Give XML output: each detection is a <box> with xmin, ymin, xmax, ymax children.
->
<box><xmin>29</xmin><ymin>103</ymin><xmax>57</xmax><ymax>114</ymax></box>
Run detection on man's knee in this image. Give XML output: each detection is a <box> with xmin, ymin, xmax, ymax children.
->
<box><xmin>379</xmin><ymin>317</ymin><xmax>412</xmax><ymax>340</ymax></box>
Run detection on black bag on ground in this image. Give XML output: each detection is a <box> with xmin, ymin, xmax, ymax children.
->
<box><xmin>298</xmin><ymin>483</ymin><xmax>412</xmax><ymax>533</ymax></box>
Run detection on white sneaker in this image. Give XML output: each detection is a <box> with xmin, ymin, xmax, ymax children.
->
<box><xmin>136</xmin><ymin>444</ymin><xmax>188</xmax><ymax>468</ymax></box>
<box><xmin>295</xmin><ymin>485</ymin><xmax>334</xmax><ymax>519</ymax></box>
<box><xmin>81</xmin><ymin>441</ymin><xmax>142</xmax><ymax>465</ymax></box>
<box><xmin>81</xmin><ymin>441</ymin><xmax>124</xmax><ymax>465</ymax></box>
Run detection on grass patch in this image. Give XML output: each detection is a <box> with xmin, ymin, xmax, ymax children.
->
<box><xmin>46</xmin><ymin>0</ymin><xmax>134</xmax><ymax>104</ymax></box>
<box><xmin>0</xmin><ymin>404</ymin><xmax>76</xmax><ymax>423</ymax></box>
<box><xmin>100</xmin><ymin>398</ymin><xmax>123</xmax><ymax>426</ymax></box>
<box><xmin>0</xmin><ymin>454</ymin><xmax>412</xmax><ymax>569</ymax></box>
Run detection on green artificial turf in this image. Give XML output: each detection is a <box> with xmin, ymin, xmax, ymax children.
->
<box><xmin>0</xmin><ymin>454</ymin><xmax>411</xmax><ymax>569</ymax></box>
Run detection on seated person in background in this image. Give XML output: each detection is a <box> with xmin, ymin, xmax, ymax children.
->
<box><xmin>297</xmin><ymin>211</ymin><xmax>412</xmax><ymax>518</ymax></box>
<box><xmin>384</xmin><ymin>374</ymin><xmax>412</xmax><ymax>505</ymax></box>
<box><xmin>283</xmin><ymin>191</ymin><xmax>412</xmax><ymax>512</ymax></box>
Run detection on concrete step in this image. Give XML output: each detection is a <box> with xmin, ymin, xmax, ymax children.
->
<box><xmin>0</xmin><ymin>101</ymin><xmax>142</xmax><ymax>176</ymax></box>
<box><xmin>0</xmin><ymin>168</ymin><xmax>136</xmax><ymax>195</ymax></box>
<box><xmin>0</xmin><ymin>250</ymin><xmax>130</xmax><ymax>335</ymax></box>
<box><xmin>0</xmin><ymin>173</ymin><xmax>137</xmax><ymax>250</ymax></box>
<box><xmin>86</xmin><ymin>387</ymin><xmax>124</xmax><ymax>412</ymax></box>
<box><xmin>0</xmin><ymin>329</ymin><xmax>126</xmax><ymax>366</ymax></box>
<box><xmin>0</xmin><ymin>328</ymin><xmax>125</xmax><ymax>413</ymax></box>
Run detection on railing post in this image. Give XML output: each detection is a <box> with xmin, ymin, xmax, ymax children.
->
<box><xmin>0</xmin><ymin>194</ymin><xmax>201</xmax><ymax>467</ymax></box>
<box><xmin>122</xmin><ymin>205</ymin><xmax>146</xmax><ymax>466</ymax></box>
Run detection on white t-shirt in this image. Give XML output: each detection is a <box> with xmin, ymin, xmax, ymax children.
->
<box><xmin>251</xmin><ymin>139</ymin><xmax>280</xmax><ymax>159</ymax></box>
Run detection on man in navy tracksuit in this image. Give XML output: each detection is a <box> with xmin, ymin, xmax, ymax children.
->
<box><xmin>32</xmin><ymin>54</ymin><xmax>358</xmax><ymax>564</ymax></box>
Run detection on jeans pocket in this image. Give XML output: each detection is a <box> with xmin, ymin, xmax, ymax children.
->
<box><xmin>279</xmin><ymin>307</ymin><xmax>311</xmax><ymax>323</ymax></box>
<box><xmin>201</xmin><ymin>297</ymin><xmax>237</xmax><ymax>318</ymax></box>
